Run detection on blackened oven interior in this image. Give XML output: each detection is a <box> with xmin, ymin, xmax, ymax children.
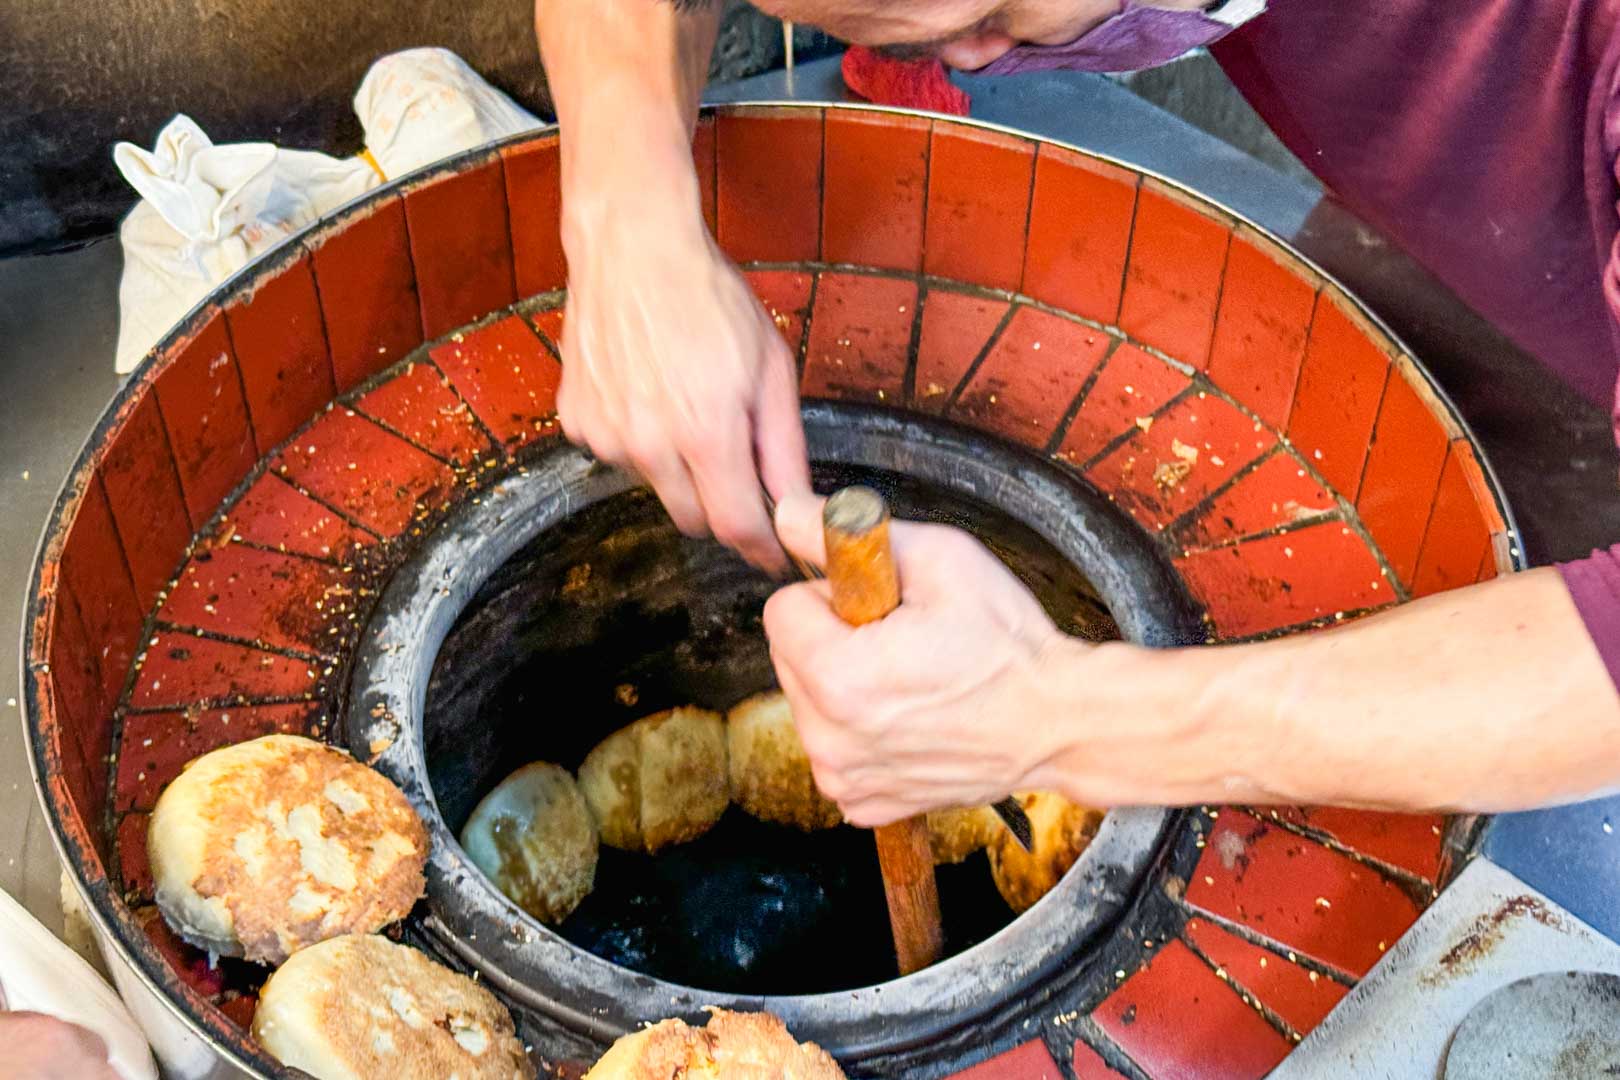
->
<box><xmin>422</xmin><ymin>463</ymin><xmax>1121</xmax><ymax>995</ymax></box>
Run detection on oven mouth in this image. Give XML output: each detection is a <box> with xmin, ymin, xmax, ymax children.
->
<box><xmin>346</xmin><ymin>401</ymin><xmax>1201</xmax><ymax>1063</ymax></box>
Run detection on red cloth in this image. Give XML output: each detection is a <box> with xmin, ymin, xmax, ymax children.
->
<box><xmin>840</xmin><ymin>47</ymin><xmax>971</xmax><ymax>116</ymax></box>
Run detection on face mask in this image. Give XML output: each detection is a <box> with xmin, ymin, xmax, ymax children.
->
<box><xmin>974</xmin><ymin>0</ymin><xmax>1266</xmax><ymax>76</ymax></box>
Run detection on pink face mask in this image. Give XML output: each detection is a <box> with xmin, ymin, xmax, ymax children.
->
<box><xmin>974</xmin><ymin>0</ymin><xmax>1266</xmax><ymax>76</ymax></box>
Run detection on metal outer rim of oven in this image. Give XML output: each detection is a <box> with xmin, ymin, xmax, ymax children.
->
<box><xmin>16</xmin><ymin>102</ymin><xmax>1524</xmax><ymax>1078</ymax></box>
<box><xmin>345</xmin><ymin>402</ymin><xmax>1195</xmax><ymax>1063</ymax></box>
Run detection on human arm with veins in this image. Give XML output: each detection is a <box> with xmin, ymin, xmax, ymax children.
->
<box><xmin>534</xmin><ymin>0</ymin><xmax>811</xmax><ymax>572</ymax></box>
<box><xmin>762</xmin><ymin>493</ymin><xmax>1620</xmax><ymax>824</ymax></box>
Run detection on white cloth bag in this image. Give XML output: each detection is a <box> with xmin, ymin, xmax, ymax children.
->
<box><xmin>114</xmin><ymin>47</ymin><xmax>543</xmax><ymax>374</ymax></box>
<box><xmin>0</xmin><ymin>886</ymin><xmax>158</xmax><ymax>1080</ymax></box>
<box><xmin>112</xmin><ymin>115</ymin><xmax>378</xmax><ymax>372</ymax></box>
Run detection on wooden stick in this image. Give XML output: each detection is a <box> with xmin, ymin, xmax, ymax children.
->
<box><xmin>823</xmin><ymin>486</ymin><xmax>943</xmax><ymax>976</ymax></box>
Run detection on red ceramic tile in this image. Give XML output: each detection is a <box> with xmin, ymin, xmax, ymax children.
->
<box><xmin>274</xmin><ymin>409</ymin><xmax>458</xmax><ymax>537</ymax></box>
<box><xmin>1177</xmin><ymin>521</ymin><xmax>1392</xmax><ymax>637</ymax></box>
<box><xmin>156</xmin><ymin>545</ymin><xmax>349</xmax><ymax>656</ymax></box>
<box><xmin>716</xmin><ymin>108</ymin><xmax>823</xmax><ymax>263</ymax></box>
<box><xmin>355</xmin><ymin>360</ymin><xmax>497</xmax><ymax>466</ymax></box>
<box><xmin>1118</xmin><ymin>183</ymin><xmax>1232</xmax><ymax>371</ymax></box>
<box><xmin>1206</xmin><ymin>231</ymin><xmax>1318</xmax><ymax>430</ymax></box>
<box><xmin>403</xmin><ymin>156</ymin><xmax>518</xmax><ymax>339</ymax></box>
<box><xmin>502</xmin><ymin>136</ymin><xmax>567</xmax><ymax>298</ymax></box>
<box><xmin>431</xmin><ymin>315</ymin><xmax>563</xmax><ymax>450</ymax></box>
<box><xmin>49</xmin><ymin>669</ymin><xmax>105</xmax><ymax>850</ymax></box>
<box><xmin>1021</xmin><ymin>146</ymin><xmax>1139</xmax><ymax>326</ymax></box>
<box><xmin>1070</xmin><ymin>1041</ymin><xmax>1129</xmax><ymax>1080</ymax></box>
<box><xmin>225</xmin><ymin>255</ymin><xmax>337</xmax><ymax>455</ymax></box>
<box><xmin>745</xmin><ymin>270</ymin><xmax>814</xmax><ymax>356</ymax></box>
<box><xmin>1261</xmin><ymin>807</ymin><xmax>1445</xmax><ymax>882</ymax></box>
<box><xmin>1094</xmin><ymin>939</ymin><xmax>1292</xmax><ymax>1080</ymax></box>
<box><xmin>116</xmin><ymin>702</ymin><xmax>321</xmax><ymax>812</ymax></box>
<box><xmin>1084</xmin><ymin>392</ymin><xmax>1276</xmax><ymax>532</ymax></box>
<box><xmin>822</xmin><ymin>110</ymin><xmax>929</xmax><ymax>272</ymax></box>
<box><xmin>218</xmin><ymin>473</ymin><xmax>375</xmax><ymax>561</ymax></box>
<box><xmin>801</xmin><ymin>273</ymin><xmax>917</xmax><ymax>403</ymax></box>
<box><xmin>950</xmin><ymin>1039</ymin><xmax>1063</xmax><ymax>1080</ymax></box>
<box><xmin>1055</xmin><ymin>342</ymin><xmax>1192</xmax><ymax>467</ymax></box>
<box><xmin>137</xmin><ymin>905</ymin><xmax>225</xmax><ymax>999</ymax></box>
<box><xmin>118</xmin><ymin>813</ymin><xmax>153</xmax><ymax>901</ymax></box>
<box><xmin>1175</xmin><ymin>450</ymin><xmax>1338</xmax><ymax>550</ymax></box>
<box><xmin>527</xmin><ymin>305</ymin><xmax>565</xmax><ymax>353</ymax></box>
<box><xmin>152</xmin><ymin>313</ymin><xmax>257</xmax><ymax>530</ymax></box>
<box><xmin>129</xmin><ymin>630</ymin><xmax>324</xmax><ymax>710</ymax></box>
<box><xmin>952</xmin><ymin>307</ymin><xmax>1111</xmax><ymax>450</ymax></box>
<box><xmin>100</xmin><ymin>393</ymin><xmax>193</xmax><ymax>608</ymax></box>
<box><xmin>218</xmin><ymin>994</ymin><xmax>258</xmax><ymax>1031</ymax></box>
<box><xmin>924</xmin><ymin>124</ymin><xmax>1035</xmax><ymax>291</ymax></box>
<box><xmin>1184</xmin><ymin>917</ymin><xmax>1349</xmax><ymax>1034</ymax></box>
<box><xmin>1355</xmin><ymin>368</ymin><xmax>1451</xmax><ymax>587</ymax></box>
<box><xmin>1185</xmin><ymin>812</ymin><xmax>1423</xmax><ymax>977</ymax></box>
<box><xmin>51</xmin><ymin>584</ymin><xmax>112</xmax><ymax>805</ymax></box>
<box><xmin>60</xmin><ymin>477</ymin><xmax>143</xmax><ymax>704</ymax></box>
<box><xmin>913</xmin><ymin>290</ymin><xmax>1011</xmax><ymax>411</ymax></box>
<box><xmin>1285</xmin><ymin>294</ymin><xmax>1392</xmax><ymax>501</ymax></box>
<box><xmin>307</xmin><ymin>196</ymin><xmax>423</xmax><ymax>393</ymax></box>
<box><xmin>694</xmin><ymin>116</ymin><xmax>718</xmax><ymax>236</ymax></box>
<box><xmin>1411</xmin><ymin>443</ymin><xmax>1495</xmax><ymax>598</ymax></box>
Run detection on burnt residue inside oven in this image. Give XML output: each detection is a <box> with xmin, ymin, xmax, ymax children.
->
<box><xmin>422</xmin><ymin>464</ymin><xmax>1120</xmax><ymax>994</ymax></box>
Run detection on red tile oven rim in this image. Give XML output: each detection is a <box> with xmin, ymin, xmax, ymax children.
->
<box><xmin>20</xmin><ymin>102</ymin><xmax>1522</xmax><ymax>1080</ymax></box>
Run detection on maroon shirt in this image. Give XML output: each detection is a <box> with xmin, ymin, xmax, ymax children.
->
<box><xmin>1213</xmin><ymin>0</ymin><xmax>1620</xmax><ymax>689</ymax></box>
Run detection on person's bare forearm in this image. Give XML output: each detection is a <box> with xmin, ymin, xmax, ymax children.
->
<box><xmin>1031</xmin><ymin>568</ymin><xmax>1620</xmax><ymax>811</ymax></box>
<box><xmin>536</xmin><ymin>0</ymin><xmax>718</xmax><ymax>245</ymax></box>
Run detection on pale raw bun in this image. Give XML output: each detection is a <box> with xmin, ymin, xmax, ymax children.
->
<box><xmin>987</xmin><ymin>792</ymin><xmax>1105</xmax><ymax>914</ymax></box>
<box><xmin>147</xmin><ymin>734</ymin><xmax>427</xmax><ymax>964</ymax></box>
<box><xmin>578</xmin><ymin>707</ymin><xmax>728</xmax><ymax>854</ymax></box>
<box><xmin>460</xmin><ymin>762</ymin><xmax>598</xmax><ymax>924</ymax></box>
<box><xmin>925</xmin><ymin>805</ymin><xmax>1000</xmax><ymax>865</ymax></box>
<box><xmin>252</xmin><ymin>934</ymin><xmax>534</xmax><ymax>1080</ymax></box>
<box><xmin>584</xmin><ymin>1009</ymin><xmax>844</xmax><ymax>1079</ymax></box>
<box><xmin>726</xmin><ymin>691</ymin><xmax>842</xmax><ymax>831</ymax></box>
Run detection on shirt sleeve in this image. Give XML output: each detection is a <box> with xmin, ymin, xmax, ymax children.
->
<box><xmin>1559</xmin><ymin>546</ymin><xmax>1620</xmax><ymax>691</ymax></box>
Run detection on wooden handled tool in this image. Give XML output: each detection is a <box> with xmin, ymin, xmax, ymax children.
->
<box><xmin>822</xmin><ymin>486</ymin><xmax>944</xmax><ymax>976</ymax></box>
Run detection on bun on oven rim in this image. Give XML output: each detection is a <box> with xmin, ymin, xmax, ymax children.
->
<box><xmin>148</xmin><ymin>734</ymin><xmax>427</xmax><ymax>965</ymax></box>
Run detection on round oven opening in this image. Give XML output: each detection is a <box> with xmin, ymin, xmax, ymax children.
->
<box><xmin>348</xmin><ymin>402</ymin><xmax>1203</xmax><ymax>1062</ymax></box>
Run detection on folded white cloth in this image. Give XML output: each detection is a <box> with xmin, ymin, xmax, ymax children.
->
<box><xmin>0</xmin><ymin>885</ymin><xmax>158</xmax><ymax>1080</ymax></box>
<box><xmin>114</xmin><ymin>47</ymin><xmax>544</xmax><ymax>374</ymax></box>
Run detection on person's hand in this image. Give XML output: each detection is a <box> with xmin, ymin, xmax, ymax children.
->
<box><xmin>762</xmin><ymin>493</ymin><xmax>1071</xmax><ymax>825</ymax></box>
<box><xmin>0</xmin><ymin>1012</ymin><xmax>122</xmax><ymax>1080</ymax></box>
<box><xmin>557</xmin><ymin>202</ymin><xmax>810</xmax><ymax>573</ymax></box>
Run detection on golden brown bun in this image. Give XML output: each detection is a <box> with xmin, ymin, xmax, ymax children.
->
<box><xmin>987</xmin><ymin>792</ymin><xmax>1105</xmax><ymax>914</ymax></box>
<box><xmin>579</xmin><ymin>707</ymin><xmax>728</xmax><ymax>854</ymax></box>
<box><xmin>925</xmin><ymin>806</ymin><xmax>1000</xmax><ymax>864</ymax></box>
<box><xmin>726</xmin><ymin>692</ymin><xmax>842</xmax><ymax>832</ymax></box>
<box><xmin>584</xmin><ymin>1009</ymin><xmax>844</xmax><ymax>1079</ymax></box>
<box><xmin>148</xmin><ymin>734</ymin><xmax>427</xmax><ymax>964</ymax></box>
<box><xmin>460</xmin><ymin>762</ymin><xmax>598</xmax><ymax>924</ymax></box>
<box><xmin>253</xmin><ymin>934</ymin><xmax>533</xmax><ymax>1080</ymax></box>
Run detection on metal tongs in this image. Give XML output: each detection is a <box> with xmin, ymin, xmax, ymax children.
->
<box><xmin>764</xmin><ymin>490</ymin><xmax>1034</xmax><ymax>852</ymax></box>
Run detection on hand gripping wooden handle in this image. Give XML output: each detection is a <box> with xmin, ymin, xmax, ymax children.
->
<box><xmin>822</xmin><ymin>486</ymin><xmax>943</xmax><ymax>976</ymax></box>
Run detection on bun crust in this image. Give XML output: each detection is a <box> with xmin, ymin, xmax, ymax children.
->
<box><xmin>148</xmin><ymin>735</ymin><xmax>427</xmax><ymax>964</ymax></box>
<box><xmin>726</xmin><ymin>692</ymin><xmax>842</xmax><ymax>832</ymax></box>
<box><xmin>460</xmin><ymin>761</ymin><xmax>598</xmax><ymax>924</ymax></box>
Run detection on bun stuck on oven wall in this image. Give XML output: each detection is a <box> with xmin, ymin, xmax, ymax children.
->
<box><xmin>578</xmin><ymin>706</ymin><xmax>729</xmax><ymax>854</ymax></box>
<box><xmin>726</xmin><ymin>691</ymin><xmax>843</xmax><ymax>832</ymax></box>
<box><xmin>147</xmin><ymin>734</ymin><xmax>428</xmax><ymax>965</ymax></box>
<box><xmin>460</xmin><ymin>761</ymin><xmax>598</xmax><ymax>924</ymax></box>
